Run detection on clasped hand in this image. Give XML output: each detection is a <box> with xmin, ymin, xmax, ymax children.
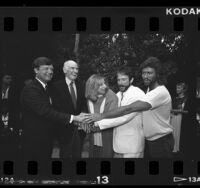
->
<box><xmin>73</xmin><ymin>112</ymin><xmax>103</xmax><ymax>124</ymax></box>
<box><xmin>73</xmin><ymin>112</ymin><xmax>101</xmax><ymax>133</ymax></box>
<box><xmin>73</xmin><ymin>121</ymin><xmax>100</xmax><ymax>133</ymax></box>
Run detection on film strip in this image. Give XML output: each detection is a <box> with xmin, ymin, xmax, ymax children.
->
<box><xmin>0</xmin><ymin>15</ymin><xmax>196</xmax><ymax>32</ymax></box>
<box><xmin>0</xmin><ymin>6</ymin><xmax>199</xmax><ymax>185</ymax></box>
<box><xmin>0</xmin><ymin>159</ymin><xmax>200</xmax><ymax>184</ymax></box>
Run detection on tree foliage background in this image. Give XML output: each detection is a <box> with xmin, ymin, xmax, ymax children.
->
<box><xmin>52</xmin><ymin>33</ymin><xmax>187</xmax><ymax>93</ymax></box>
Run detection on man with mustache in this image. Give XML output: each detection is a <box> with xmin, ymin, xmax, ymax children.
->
<box><xmin>87</xmin><ymin>57</ymin><xmax>174</xmax><ymax>158</ymax></box>
<box><xmin>89</xmin><ymin>66</ymin><xmax>145</xmax><ymax>158</ymax></box>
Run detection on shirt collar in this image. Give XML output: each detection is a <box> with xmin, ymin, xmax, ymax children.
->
<box><xmin>65</xmin><ymin>77</ymin><xmax>75</xmax><ymax>86</ymax></box>
<box><xmin>1</xmin><ymin>87</ymin><xmax>10</xmax><ymax>93</ymax></box>
<box><xmin>2</xmin><ymin>87</ymin><xmax>10</xmax><ymax>99</ymax></box>
<box><xmin>35</xmin><ymin>77</ymin><xmax>46</xmax><ymax>89</ymax></box>
<box><xmin>120</xmin><ymin>85</ymin><xmax>132</xmax><ymax>96</ymax></box>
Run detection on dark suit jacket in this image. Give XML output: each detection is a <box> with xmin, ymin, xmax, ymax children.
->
<box><xmin>179</xmin><ymin>96</ymin><xmax>197</xmax><ymax>157</ymax></box>
<box><xmin>0</xmin><ymin>84</ymin><xmax>21</xmax><ymax>130</ymax></box>
<box><xmin>20</xmin><ymin>79</ymin><xmax>70</xmax><ymax>153</ymax></box>
<box><xmin>50</xmin><ymin>78</ymin><xmax>87</xmax><ymax>144</ymax></box>
<box><xmin>0</xmin><ymin>84</ymin><xmax>21</xmax><ymax>146</ymax></box>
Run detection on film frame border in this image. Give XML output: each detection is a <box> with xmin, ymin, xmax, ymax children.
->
<box><xmin>0</xmin><ymin>159</ymin><xmax>200</xmax><ymax>185</ymax></box>
<box><xmin>0</xmin><ymin>7</ymin><xmax>199</xmax><ymax>185</ymax></box>
<box><xmin>0</xmin><ymin>8</ymin><xmax>198</xmax><ymax>33</ymax></box>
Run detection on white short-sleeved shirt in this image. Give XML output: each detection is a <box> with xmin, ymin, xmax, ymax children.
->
<box><xmin>140</xmin><ymin>85</ymin><xmax>173</xmax><ymax>141</ymax></box>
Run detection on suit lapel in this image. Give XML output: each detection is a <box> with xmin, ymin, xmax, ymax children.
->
<box><xmin>33</xmin><ymin>79</ymin><xmax>46</xmax><ymax>92</ymax></box>
<box><xmin>59</xmin><ymin>79</ymin><xmax>83</xmax><ymax>112</ymax></box>
<box><xmin>33</xmin><ymin>79</ymin><xmax>52</xmax><ymax>105</ymax></box>
<box><xmin>75</xmin><ymin>81</ymin><xmax>82</xmax><ymax>109</ymax></box>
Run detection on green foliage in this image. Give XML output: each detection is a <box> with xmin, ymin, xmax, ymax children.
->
<box><xmin>54</xmin><ymin>33</ymin><xmax>186</xmax><ymax>92</ymax></box>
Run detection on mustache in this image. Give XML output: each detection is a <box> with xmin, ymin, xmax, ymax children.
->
<box><xmin>118</xmin><ymin>85</ymin><xmax>126</xmax><ymax>87</ymax></box>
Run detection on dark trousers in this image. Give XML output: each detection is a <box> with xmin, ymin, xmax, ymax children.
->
<box><xmin>147</xmin><ymin>133</ymin><xmax>174</xmax><ymax>159</ymax></box>
<box><xmin>0</xmin><ymin>132</ymin><xmax>21</xmax><ymax>160</ymax></box>
<box><xmin>22</xmin><ymin>139</ymin><xmax>53</xmax><ymax>160</ymax></box>
<box><xmin>60</xmin><ymin>130</ymin><xmax>85</xmax><ymax>158</ymax></box>
<box><xmin>93</xmin><ymin>145</ymin><xmax>103</xmax><ymax>158</ymax></box>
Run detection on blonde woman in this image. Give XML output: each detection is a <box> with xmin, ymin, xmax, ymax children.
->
<box><xmin>85</xmin><ymin>74</ymin><xmax>118</xmax><ymax>158</ymax></box>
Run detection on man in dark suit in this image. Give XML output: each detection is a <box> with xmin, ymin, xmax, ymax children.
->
<box><xmin>20</xmin><ymin>57</ymin><xmax>85</xmax><ymax>160</ymax></box>
<box><xmin>51</xmin><ymin>60</ymin><xmax>87</xmax><ymax>158</ymax></box>
<box><xmin>0</xmin><ymin>73</ymin><xmax>21</xmax><ymax>159</ymax></box>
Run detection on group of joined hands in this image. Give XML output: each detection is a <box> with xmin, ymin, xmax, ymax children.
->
<box><xmin>73</xmin><ymin>112</ymin><xmax>102</xmax><ymax>133</ymax></box>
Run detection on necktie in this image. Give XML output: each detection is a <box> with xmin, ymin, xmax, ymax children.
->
<box><xmin>70</xmin><ymin>82</ymin><xmax>77</xmax><ymax>109</ymax></box>
<box><xmin>45</xmin><ymin>84</ymin><xmax>49</xmax><ymax>94</ymax></box>
<box><xmin>45</xmin><ymin>85</ymin><xmax>52</xmax><ymax>104</ymax></box>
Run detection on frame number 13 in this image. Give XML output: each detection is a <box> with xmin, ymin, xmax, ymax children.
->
<box><xmin>96</xmin><ymin>176</ymin><xmax>109</xmax><ymax>184</ymax></box>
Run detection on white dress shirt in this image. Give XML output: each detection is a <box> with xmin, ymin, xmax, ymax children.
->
<box><xmin>35</xmin><ymin>77</ymin><xmax>52</xmax><ymax>104</ymax></box>
<box><xmin>2</xmin><ymin>87</ymin><xmax>10</xmax><ymax>99</ymax></box>
<box><xmin>65</xmin><ymin>77</ymin><xmax>77</xmax><ymax>99</ymax></box>
<box><xmin>36</xmin><ymin>77</ymin><xmax>46</xmax><ymax>89</ymax></box>
<box><xmin>65</xmin><ymin>77</ymin><xmax>78</xmax><ymax>123</ymax></box>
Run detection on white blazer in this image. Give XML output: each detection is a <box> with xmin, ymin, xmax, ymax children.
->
<box><xmin>97</xmin><ymin>85</ymin><xmax>145</xmax><ymax>154</ymax></box>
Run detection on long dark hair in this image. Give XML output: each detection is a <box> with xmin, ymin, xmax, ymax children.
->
<box><xmin>140</xmin><ymin>56</ymin><xmax>165</xmax><ymax>85</ymax></box>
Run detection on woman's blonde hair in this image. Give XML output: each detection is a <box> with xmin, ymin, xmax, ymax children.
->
<box><xmin>85</xmin><ymin>74</ymin><xmax>107</xmax><ymax>101</ymax></box>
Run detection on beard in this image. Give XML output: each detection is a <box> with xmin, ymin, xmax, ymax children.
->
<box><xmin>143</xmin><ymin>79</ymin><xmax>151</xmax><ymax>86</ymax></box>
<box><xmin>143</xmin><ymin>76</ymin><xmax>157</xmax><ymax>87</ymax></box>
<box><xmin>118</xmin><ymin>84</ymin><xmax>131</xmax><ymax>92</ymax></box>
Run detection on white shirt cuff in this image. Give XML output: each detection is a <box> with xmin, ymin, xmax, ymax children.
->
<box><xmin>94</xmin><ymin>122</ymin><xmax>99</xmax><ymax>127</ymax></box>
<box><xmin>69</xmin><ymin>115</ymin><xmax>74</xmax><ymax>124</ymax></box>
<box><xmin>96</xmin><ymin>121</ymin><xmax>105</xmax><ymax>130</ymax></box>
